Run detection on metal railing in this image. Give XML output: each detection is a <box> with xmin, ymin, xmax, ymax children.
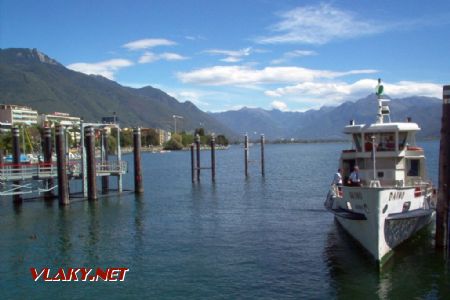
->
<box><xmin>0</xmin><ymin>160</ymin><xmax>127</xmax><ymax>182</ymax></box>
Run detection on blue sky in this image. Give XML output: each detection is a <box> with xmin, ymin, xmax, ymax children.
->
<box><xmin>1</xmin><ymin>0</ymin><xmax>449</xmax><ymax>112</ymax></box>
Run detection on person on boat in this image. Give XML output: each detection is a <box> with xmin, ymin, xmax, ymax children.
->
<box><xmin>331</xmin><ymin>168</ymin><xmax>343</xmax><ymax>186</ymax></box>
<box><xmin>348</xmin><ymin>166</ymin><xmax>361</xmax><ymax>186</ymax></box>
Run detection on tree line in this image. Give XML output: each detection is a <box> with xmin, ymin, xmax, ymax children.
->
<box><xmin>0</xmin><ymin>126</ymin><xmax>228</xmax><ymax>153</ymax></box>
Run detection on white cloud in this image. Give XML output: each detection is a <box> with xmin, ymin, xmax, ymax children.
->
<box><xmin>271</xmin><ymin>100</ymin><xmax>288</xmax><ymax>111</ymax></box>
<box><xmin>286</xmin><ymin>50</ymin><xmax>317</xmax><ymax>57</ymax></box>
<box><xmin>159</xmin><ymin>52</ymin><xmax>188</xmax><ymax>61</ymax></box>
<box><xmin>265</xmin><ymin>79</ymin><xmax>442</xmax><ymax>107</ymax></box>
<box><xmin>123</xmin><ymin>38</ymin><xmax>176</xmax><ymax>50</ymax></box>
<box><xmin>204</xmin><ymin>47</ymin><xmax>252</xmax><ymax>63</ymax></box>
<box><xmin>257</xmin><ymin>3</ymin><xmax>383</xmax><ymax>44</ymax></box>
<box><xmin>178</xmin><ymin>91</ymin><xmax>210</xmax><ymax>107</ymax></box>
<box><xmin>177</xmin><ymin>65</ymin><xmax>376</xmax><ymax>86</ymax></box>
<box><xmin>138</xmin><ymin>51</ymin><xmax>188</xmax><ymax>64</ymax></box>
<box><xmin>271</xmin><ymin>49</ymin><xmax>317</xmax><ymax>64</ymax></box>
<box><xmin>67</xmin><ymin>59</ymin><xmax>133</xmax><ymax>80</ymax></box>
<box><xmin>138</xmin><ymin>52</ymin><xmax>159</xmax><ymax>63</ymax></box>
<box><xmin>221</xmin><ymin>56</ymin><xmax>241</xmax><ymax>63</ymax></box>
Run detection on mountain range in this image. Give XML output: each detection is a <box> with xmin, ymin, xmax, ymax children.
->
<box><xmin>0</xmin><ymin>48</ymin><xmax>442</xmax><ymax>141</ymax></box>
<box><xmin>211</xmin><ymin>95</ymin><xmax>442</xmax><ymax>140</ymax></box>
<box><xmin>0</xmin><ymin>48</ymin><xmax>233</xmax><ymax>136</ymax></box>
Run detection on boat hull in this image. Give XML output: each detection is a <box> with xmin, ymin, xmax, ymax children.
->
<box><xmin>327</xmin><ymin>186</ymin><xmax>434</xmax><ymax>264</ymax></box>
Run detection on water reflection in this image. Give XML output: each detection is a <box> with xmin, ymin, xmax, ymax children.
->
<box><xmin>85</xmin><ymin>201</ymin><xmax>100</xmax><ymax>262</ymax></box>
<box><xmin>57</xmin><ymin>206</ymin><xmax>72</xmax><ymax>267</ymax></box>
<box><xmin>324</xmin><ymin>219</ymin><xmax>450</xmax><ymax>298</ymax></box>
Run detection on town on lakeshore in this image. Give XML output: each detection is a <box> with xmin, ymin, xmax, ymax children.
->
<box><xmin>0</xmin><ymin>103</ymin><xmax>230</xmax><ymax>158</ymax></box>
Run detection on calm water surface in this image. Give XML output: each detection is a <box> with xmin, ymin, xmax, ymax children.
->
<box><xmin>1</xmin><ymin>141</ymin><xmax>449</xmax><ymax>299</ymax></box>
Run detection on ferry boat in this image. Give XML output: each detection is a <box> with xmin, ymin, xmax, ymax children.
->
<box><xmin>324</xmin><ymin>79</ymin><xmax>436</xmax><ymax>265</ymax></box>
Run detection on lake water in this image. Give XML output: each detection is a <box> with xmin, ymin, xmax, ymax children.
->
<box><xmin>1</xmin><ymin>141</ymin><xmax>449</xmax><ymax>299</ymax></box>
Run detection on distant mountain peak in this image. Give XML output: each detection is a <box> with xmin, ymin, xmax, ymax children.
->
<box><xmin>1</xmin><ymin>48</ymin><xmax>61</xmax><ymax>66</ymax></box>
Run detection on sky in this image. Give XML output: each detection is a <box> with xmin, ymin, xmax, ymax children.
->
<box><xmin>1</xmin><ymin>0</ymin><xmax>449</xmax><ymax>112</ymax></box>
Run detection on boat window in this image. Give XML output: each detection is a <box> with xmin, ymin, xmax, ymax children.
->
<box><xmin>378</xmin><ymin>133</ymin><xmax>395</xmax><ymax>151</ymax></box>
<box><xmin>364</xmin><ymin>133</ymin><xmax>395</xmax><ymax>151</ymax></box>
<box><xmin>407</xmin><ymin>159</ymin><xmax>420</xmax><ymax>177</ymax></box>
<box><xmin>364</xmin><ymin>134</ymin><xmax>374</xmax><ymax>151</ymax></box>
<box><xmin>399</xmin><ymin>132</ymin><xmax>407</xmax><ymax>150</ymax></box>
<box><xmin>353</xmin><ymin>134</ymin><xmax>362</xmax><ymax>151</ymax></box>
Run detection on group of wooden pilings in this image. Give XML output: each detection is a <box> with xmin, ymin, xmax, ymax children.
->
<box><xmin>244</xmin><ymin>134</ymin><xmax>265</xmax><ymax>177</ymax></box>
<box><xmin>189</xmin><ymin>133</ymin><xmax>265</xmax><ymax>182</ymax></box>
<box><xmin>4</xmin><ymin>124</ymin><xmax>144</xmax><ymax>206</ymax></box>
<box><xmin>190</xmin><ymin>134</ymin><xmax>216</xmax><ymax>182</ymax></box>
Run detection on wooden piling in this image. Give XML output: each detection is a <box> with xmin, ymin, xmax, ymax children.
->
<box><xmin>436</xmin><ymin>85</ymin><xmax>450</xmax><ymax>249</ymax></box>
<box><xmin>195</xmin><ymin>134</ymin><xmax>201</xmax><ymax>181</ymax></box>
<box><xmin>244</xmin><ymin>134</ymin><xmax>249</xmax><ymax>177</ymax></box>
<box><xmin>55</xmin><ymin>125</ymin><xmax>69</xmax><ymax>205</ymax></box>
<box><xmin>101</xmin><ymin>129</ymin><xmax>109</xmax><ymax>194</ymax></box>
<box><xmin>190</xmin><ymin>144</ymin><xmax>195</xmax><ymax>183</ymax></box>
<box><xmin>12</xmin><ymin>126</ymin><xmax>22</xmax><ymax>203</ymax></box>
<box><xmin>133</xmin><ymin>127</ymin><xmax>144</xmax><ymax>194</ymax></box>
<box><xmin>260</xmin><ymin>134</ymin><xmax>265</xmax><ymax>177</ymax></box>
<box><xmin>85</xmin><ymin>126</ymin><xmax>97</xmax><ymax>201</ymax></box>
<box><xmin>211</xmin><ymin>134</ymin><xmax>216</xmax><ymax>182</ymax></box>
<box><xmin>43</xmin><ymin>127</ymin><xmax>53</xmax><ymax>199</ymax></box>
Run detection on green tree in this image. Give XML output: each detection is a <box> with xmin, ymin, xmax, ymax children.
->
<box><xmin>163</xmin><ymin>138</ymin><xmax>183</xmax><ymax>150</ymax></box>
<box><xmin>181</xmin><ymin>132</ymin><xmax>194</xmax><ymax>146</ymax></box>
<box><xmin>171</xmin><ymin>133</ymin><xmax>182</xmax><ymax>144</ymax></box>
<box><xmin>143</xmin><ymin>128</ymin><xmax>159</xmax><ymax>146</ymax></box>
<box><xmin>0</xmin><ymin>132</ymin><xmax>12</xmax><ymax>153</ymax></box>
<box><xmin>194</xmin><ymin>127</ymin><xmax>205</xmax><ymax>136</ymax></box>
<box><xmin>216</xmin><ymin>134</ymin><xmax>229</xmax><ymax>146</ymax></box>
<box><xmin>120</xmin><ymin>130</ymin><xmax>133</xmax><ymax>147</ymax></box>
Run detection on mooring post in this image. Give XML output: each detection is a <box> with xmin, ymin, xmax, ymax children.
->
<box><xmin>195</xmin><ymin>134</ymin><xmax>201</xmax><ymax>181</ymax></box>
<box><xmin>190</xmin><ymin>143</ymin><xmax>195</xmax><ymax>183</ymax></box>
<box><xmin>85</xmin><ymin>126</ymin><xmax>97</xmax><ymax>201</ymax></box>
<box><xmin>101</xmin><ymin>128</ymin><xmax>109</xmax><ymax>194</ymax></box>
<box><xmin>211</xmin><ymin>134</ymin><xmax>216</xmax><ymax>182</ymax></box>
<box><xmin>133</xmin><ymin>127</ymin><xmax>144</xmax><ymax>194</ymax></box>
<box><xmin>43</xmin><ymin>127</ymin><xmax>53</xmax><ymax>199</ymax></box>
<box><xmin>244</xmin><ymin>134</ymin><xmax>249</xmax><ymax>177</ymax></box>
<box><xmin>260</xmin><ymin>134</ymin><xmax>265</xmax><ymax>177</ymax></box>
<box><xmin>55</xmin><ymin>125</ymin><xmax>69</xmax><ymax>205</ymax></box>
<box><xmin>80</xmin><ymin>122</ymin><xmax>88</xmax><ymax>197</ymax></box>
<box><xmin>436</xmin><ymin>85</ymin><xmax>450</xmax><ymax>249</ymax></box>
<box><xmin>116</xmin><ymin>126</ymin><xmax>123</xmax><ymax>193</ymax></box>
<box><xmin>12</xmin><ymin>126</ymin><xmax>22</xmax><ymax>203</ymax></box>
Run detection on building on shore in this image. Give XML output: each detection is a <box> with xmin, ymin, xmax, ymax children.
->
<box><xmin>157</xmin><ymin>129</ymin><xmax>171</xmax><ymax>145</ymax></box>
<box><xmin>0</xmin><ymin>121</ymin><xmax>12</xmax><ymax>132</ymax></box>
<box><xmin>39</xmin><ymin>112</ymin><xmax>81</xmax><ymax>143</ymax></box>
<box><xmin>39</xmin><ymin>112</ymin><xmax>81</xmax><ymax>127</ymax></box>
<box><xmin>0</xmin><ymin>104</ymin><xmax>38</xmax><ymax>125</ymax></box>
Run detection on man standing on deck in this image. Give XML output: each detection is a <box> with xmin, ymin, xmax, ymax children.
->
<box><xmin>348</xmin><ymin>166</ymin><xmax>361</xmax><ymax>186</ymax></box>
<box><xmin>331</xmin><ymin>168</ymin><xmax>343</xmax><ymax>186</ymax></box>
